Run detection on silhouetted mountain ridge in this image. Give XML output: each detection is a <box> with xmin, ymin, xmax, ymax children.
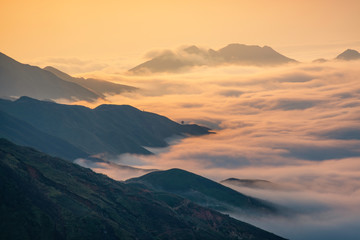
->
<box><xmin>0</xmin><ymin>97</ymin><xmax>211</xmax><ymax>159</ymax></box>
<box><xmin>0</xmin><ymin>52</ymin><xmax>100</xmax><ymax>101</ymax></box>
<box><xmin>0</xmin><ymin>110</ymin><xmax>87</xmax><ymax>160</ymax></box>
<box><xmin>43</xmin><ymin>66</ymin><xmax>137</xmax><ymax>97</ymax></box>
<box><xmin>129</xmin><ymin>43</ymin><xmax>297</xmax><ymax>74</ymax></box>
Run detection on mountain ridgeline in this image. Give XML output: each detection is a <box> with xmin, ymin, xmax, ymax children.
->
<box><xmin>0</xmin><ymin>97</ymin><xmax>210</xmax><ymax>160</ymax></box>
<box><xmin>0</xmin><ymin>139</ymin><xmax>287</xmax><ymax>240</ymax></box>
<box><xmin>127</xmin><ymin>168</ymin><xmax>280</xmax><ymax>216</ymax></box>
<box><xmin>313</xmin><ymin>49</ymin><xmax>360</xmax><ymax>63</ymax></box>
<box><xmin>129</xmin><ymin>43</ymin><xmax>297</xmax><ymax>74</ymax></box>
<box><xmin>0</xmin><ymin>52</ymin><xmax>135</xmax><ymax>101</ymax></box>
<box><xmin>43</xmin><ymin>66</ymin><xmax>137</xmax><ymax>97</ymax></box>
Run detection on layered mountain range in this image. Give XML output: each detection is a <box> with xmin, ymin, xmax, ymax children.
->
<box><xmin>0</xmin><ymin>97</ymin><xmax>210</xmax><ymax>160</ymax></box>
<box><xmin>130</xmin><ymin>45</ymin><xmax>360</xmax><ymax>74</ymax></box>
<box><xmin>0</xmin><ymin>52</ymin><xmax>135</xmax><ymax>101</ymax></box>
<box><xmin>43</xmin><ymin>66</ymin><xmax>136</xmax><ymax>97</ymax></box>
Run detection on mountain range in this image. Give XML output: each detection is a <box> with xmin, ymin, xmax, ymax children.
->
<box><xmin>0</xmin><ymin>97</ymin><xmax>210</xmax><ymax>160</ymax></box>
<box><xmin>312</xmin><ymin>49</ymin><xmax>360</xmax><ymax>63</ymax></box>
<box><xmin>129</xmin><ymin>43</ymin><xmax>297</xmax><ymax>74</ymax></box>
<box><xmin>0</xmin><ymin>52</ymin><xmax>135</xmax><ymax>101</ymax></box>
<box><xmin>43</xmin><ymin>66</ymin><xmax>136</xmax><ymax>98</ymax></box>
<box><xmin>127</xmin><ymin>168</ymin><xmax>280</xmax><ymax>215</ymax></box>
<box><xmin>0</xmin><ymin>138</ymin><xmax>286</xmax><ymax>240</ymax></box>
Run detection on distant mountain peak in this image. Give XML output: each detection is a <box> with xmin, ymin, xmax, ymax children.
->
<box><xmin>14</xmin><ymin>96</ymin><xmax>54</xmax><ymax>104</ymax></box>
<box><xmin>183</xmin><ymin>45</ymin><xmax>202</xmax><ymax>54</ymax></box>
<box><xmin>129</xmin><ymin>43</ymin><xmax>297</xmax><ymax>74</ymax></box>
<box><xmin>336</xmin><ymin>49</ymin><xmax>360</xmax><ymax>61</ymax></box>
<box><xmin>15</xmin><ymin>96</ymin><xmax>37</xmax><ymax>102</ymax></box>
<box><xmin>127</xmin><ymin>168</ymin><xmax>280</xmax><ymax>215</ymax></box>
<box><xmin>94</xmin><ymin>103</ymin><xmax>140</xmax><ymax>112</ymax></box>
<box><xmin>343</xmin><ymin>49</ymin><xmax>359</xmax><ymax>54</ymax></box>
<box><xmin>225</xmin><ymin>43</ymin><xmax>248</xmax><ymax>47</ymax></box>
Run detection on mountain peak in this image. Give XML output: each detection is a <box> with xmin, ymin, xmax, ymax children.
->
<box><xmin>218</xmin><ymin>43</ymin><xmax>275</xmax><ymax>53</ymax></box>
<box><xmin>94</xmin><ymin>104</ymin><xmax>140</xmax><ymax>112</ymax></box>
<box><xmin>343</xmin><ymin>49</ymin><xmax>359</xmax><ymax>54</ymax></box>
<box><xmin>129</xmin><ymin>43</ymin><xmax>297</xmax><ymax>74</ymax></box>
<box><xmin>336</xmin><ymin>49</ymin><xmax>360</xmax><ymax>61</ymax></box>
<box><xmin>14</xmin><ymin>96</ymin><xmax>56</xmax><ymax>104</ymax></box>
<box><xmin>127</xmin><ymin>168</ymin><xmax>279</xmax><ymax>215</ymax></box>
<box><xmin>15</xmin><ymin>96</ymin><xmax>40</xmax><ymax>102</ymax></box>
<box><xmin>183</xmin><ymin>45</ymin><xmax>202</xmax><ymax>54</ymax></box>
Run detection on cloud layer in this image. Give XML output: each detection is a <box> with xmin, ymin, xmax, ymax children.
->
<box><xmin>70</xmin><ymin>60</ymin><xmax>360</xmax><ymax>240</ymax></box>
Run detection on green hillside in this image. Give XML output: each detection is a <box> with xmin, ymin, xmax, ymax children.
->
<box><xmin>0</xmin><ymin>139</ymin><xmax>286</xmax><ymax>240</ymax></box>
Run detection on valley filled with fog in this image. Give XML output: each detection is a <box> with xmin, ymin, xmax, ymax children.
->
<box><xmin>72</xmin><ymin>60</ymin><xmax>360</xmax><ymax>240</ymax></box>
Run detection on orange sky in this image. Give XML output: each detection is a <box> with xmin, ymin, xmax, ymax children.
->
<box><xmin>1</xmin><ymin>0</ymin><xmax>360</xmax><ymax>65</ymax></box>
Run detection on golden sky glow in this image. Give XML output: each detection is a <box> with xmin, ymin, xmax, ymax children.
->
<box><xmin>1</xmin><ymin>0</ymin><xmax>360</xmax><ymax>64</ymax></box>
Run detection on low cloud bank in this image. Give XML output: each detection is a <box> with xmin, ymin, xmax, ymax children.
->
<box><xmin>69</xmin><ymin>60</ymin><xmax>360</xmax><ymax>239</ymax></box>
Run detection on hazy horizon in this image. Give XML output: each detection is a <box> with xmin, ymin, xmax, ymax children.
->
<box><xmin>2</xmin><ymin>0</ymin><xmax>360</xmax><ymax>74</ymax></box>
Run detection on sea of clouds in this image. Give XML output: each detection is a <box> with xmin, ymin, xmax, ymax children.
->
<box><xmin>72</xmin><ymin>60</ymin><xmax>360</xmax><ymax>240</ymax></box>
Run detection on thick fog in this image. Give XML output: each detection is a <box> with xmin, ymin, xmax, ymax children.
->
<box><xmin>73</xmin><ymin>59</ymin><xmax>360</xmax><ymax>240</ymax></box>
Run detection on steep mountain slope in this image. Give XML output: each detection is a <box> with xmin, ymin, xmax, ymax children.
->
<box><xmin>43</xmin><ymin>66</ymin><xmax>137</xmax><ymax>97</ymax></box>
<box><xmin>335</xmin><ymin>49</ymin><xmax>360</xmax><ymax>61</ymax></box>
<box><xmin>0</xmin><ymin>52</ymin><xmax>100</xmax><ymax>101</ymax></box>
<box><xmin>0</xmin><ymin>110</ymin><xmax>87</xmax><ymax>160</ymax></box>
<box><xmin>0</xmin><ymin>97</ymin><xmax>210</xmax><ymax>157</ymax></box>
<box><xmin>129</xmin><ymin>50</ymin><xmax>198</xmax><ymax>73</ymax></box>
<box><xmin>129</xmin><ymin>43</ymin><xmax>296</xmax><ymax>74</ymax></box>
<box><xmin>215</xmin><ymin>44</ymin><xmax>296</xmax><ymax>66</ymax></box>
<box><xmin>127</xmin><ymin>168</ymin><xmax>279</xmax><ymax>215</ymax></box>
<box><xmin>0</xmin><ymin>139</ymin><xmax>286</xmax><ymax>240</ymax></box>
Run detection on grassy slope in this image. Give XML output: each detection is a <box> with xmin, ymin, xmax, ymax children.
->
<box><xmin>0</xmin><ymin>139</ymin><xmax>286</xmax><ymax>240</ymax></box>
